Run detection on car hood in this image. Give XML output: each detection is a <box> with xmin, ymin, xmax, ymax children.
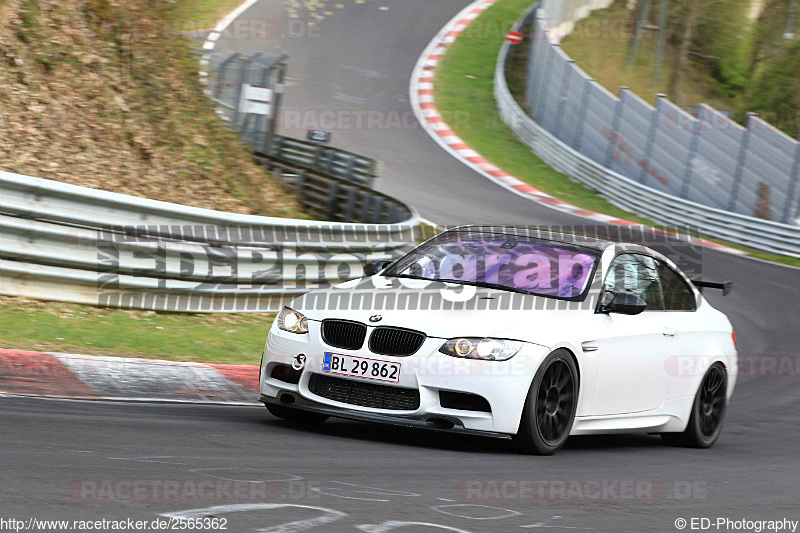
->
<box><xmin>290</xmin><ymin>276</ymin><xmax>592</xmax><ymax>340</ymax></box>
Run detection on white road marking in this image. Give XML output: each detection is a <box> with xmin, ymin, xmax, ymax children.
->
<box><xmin>519</xmin><ymin>522</ymin><xmax>594</xmax><ymax>530</ymax></box>
<box><xmin>431</xmin><ymin>504</ymin><xmax>521</xmax><ymax>520</ymax></box>
<box><xmin>311</xmin><ymin>481</ymin><xmax>420</xmax><ymax>501</ymax></box>
<box><xmin>358</xmin><ymin>521</ymin><xmax>471</xmax><ymax>533</ymax></box>
<box><xmin>108</xmin><ymin>455</ymin><xmax>187</xmax><ymax>465</ymax></box>
<box><xmin>161</xmin><ymin>503</ymin><xmax>347</xmax><ymax>533</ymax></box>
<box><xmin>190</xmin><ymin>467</ymin><xmax>302</xmax><ymax>483</ymax></box>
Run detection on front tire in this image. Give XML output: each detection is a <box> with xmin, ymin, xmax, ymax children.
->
<box><xmin>662</xmin><ymin>362</ymin><xmax>727</xmax><ymax>448</ymax></box>
<box><xmin>266</xmin><ymin>403</ymin><xmax>329</xmax><ymax>425</ymax></box>
<box><xmin>514</xmin><ymin>349</ymin><xmax>578</xmax><ymax>455</ymax></box>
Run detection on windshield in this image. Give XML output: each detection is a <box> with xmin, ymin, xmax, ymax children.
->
<box><xmin>384</xmin><ymin>230</ymin><xmax>601</xmax><ymax>300</ymax></box>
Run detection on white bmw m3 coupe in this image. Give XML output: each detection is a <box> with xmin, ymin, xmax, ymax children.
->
<box><xmin>259</xmin><ymin>226</ymin><xmax>737</xmax><ymax>455</ymax></box>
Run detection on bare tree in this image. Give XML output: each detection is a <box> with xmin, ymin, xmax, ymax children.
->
<box><xmin>668</xmin><ymin>0</ymin><xmax>703</xmax><ymax>100</ymax></box>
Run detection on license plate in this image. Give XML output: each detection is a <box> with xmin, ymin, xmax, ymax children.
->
<box><xmin>322</xmin><ymin>352</ymin><xmax>401</xmax><ymax>383</ymax></box>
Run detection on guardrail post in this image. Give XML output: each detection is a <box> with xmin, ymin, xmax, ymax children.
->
<box><xmin>343</xmin><ymin>155</ymin><xmax>357</xmax><ymax>184</ymax></box>
<box><xmin>552</xmin><ymin>59</ymin><xmax>574</xmax><ymax>140</ymax></box>
<box><xmin>313</xmin><ymin>145</ymin><xmax>324</xmax><ymax>169</ymax></box>
<box><xmin>232</xmin><ymin>57</ymin><xmax>250</xmax><ymax>127</ymax></box>
<box><xmin>639</xmin><ymin>94</ymin><xmax>666</xmax><ymax>184</ymax></box>
<box><xmin>214</xmin><ymin>53</ymin><xmax>240</xmax><ymax>100</ymax></box>
<box><xmin>534</xmin><ymin>43</ymin><xmax>557</xmax><ymax>122</ymax></box>
<box><xmin>360</xmin><ymin>192</ymin><xmax>373</xmax><ymax>223</ymax></box>
<box><xmin>525</xmin><ymin>10</ymin><xmax>539</xmax><ymax>109</ymax></box>
<box><xmin>526</xmin><ymin>10</ymin><xmax>543</xmax><ymax>110</ymax></box>
<box><xmin>344</xmin><ymin>187</ymin><xmax>358</xmax><ymax>220</ymax></box>
<box><xmin>679</xmin><ymin>114</ymin><xmax>703</xmax><ymax>199</ymax></box>
<box><xmin>572</xmin><ymin>76</ymin><xmax>593</xmax><ymax>151</ymax></box>
<box><xmin>233</xmin><ymin>53</ymin><xmax>258</xmax><ymax>128</ymax></box>
<box><xmin>372</xmin><ymin>197</ymin><xmax>385</xmax><ymax>224</ymax></box>
<box><xmin>781</xmin><ymin>136</ymin><xmax>800</xmax><ymax>223</ymax></box>
<box><xmin>256</xmin><ymin>59</ymin><xmax>272</xmax><ymax>152</ymax></box>
<box><xmin>272</xmin><ymin>135</ymin><xmax>285</xmax><ymax>158</ymax></box>
<box><xmin>264</xmin><ymin>57</ymin><xmax>288</xmax><ymax>155</ymax></box>
<box><xmin>387</xmin><ymin>204</ymin><xmax>399</xmax><ymax>224</ymax></box>
<box><xmin>320</xmin><ymin>149</ymin><xmax>333</xmax><ymax>175</ymax></box>
<box><xmin>368</xmin><ymin>160</ymin><xmax>381</xmax><ymax>190</ymax></box>
<box><xmin>726</xmin><ymin>112</ymin><xmax>756</xmax><ymax>211</ymax></box>
<box><xmin>327</xmin><ymin>182</ymin><xmax>341</xmax><ymax>220</ymax></box>
<box><xmin>296</xmin><ymin>169</ymin><xmax>308</xmax><ymax>206</ymax></box>
<box><xmin>603</xmin><ymin>87</ymin><xmax>627</xmax><ymax>168</ymax></box>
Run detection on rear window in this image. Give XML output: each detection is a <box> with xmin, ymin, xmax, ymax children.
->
<box><xmin>657</xmin><ymin>262</ymin><xmax>696</xmax><ymax>311</ymax></box>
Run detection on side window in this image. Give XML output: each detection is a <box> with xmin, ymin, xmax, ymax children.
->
<box><xmin>657</xmin><ymin>261</ymin><xmax>696</xmax><ymax>311</ymax></box>
<box><xmin>604</xmin><ymin>254</ymin><xmax>664</xmax><ymax>311</ymax></box>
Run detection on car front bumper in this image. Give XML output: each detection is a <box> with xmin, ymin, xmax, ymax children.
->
<box><xmin>259</xmin><ymin>393</ymin><xmax>513</xmax><ymax>439</ymax></box>
<box><xmin>259</xmin><ymin>320</ymin><xmax>549</xmax><ymax>436</ymax></box>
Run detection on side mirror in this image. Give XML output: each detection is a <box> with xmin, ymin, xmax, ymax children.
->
<box><xmin>599</xmin><ymin>291</ymin><xmax>647</xmax><ymax>315</ymax></box>
<box><xmin>363</xmin><ymin>260</ymin><xmax>392</xmax><ymax>276</ymax></box>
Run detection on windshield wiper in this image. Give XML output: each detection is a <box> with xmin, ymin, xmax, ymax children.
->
<box><xmin>384</xmin><ymin>274</ymin><xmax>537</xmax><ymax>296</ymax></box>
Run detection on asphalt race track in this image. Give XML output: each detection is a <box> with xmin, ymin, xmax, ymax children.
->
<box><xmin>2</xmin><ymin>0</ymin><xmax>799</xmax><ymax>530</ymax></box>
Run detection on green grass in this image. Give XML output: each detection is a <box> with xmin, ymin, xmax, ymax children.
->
<box><xmin>16</xmin><ymin>0</ymin><xmax>40</xmax><ymax>44</ymax></box>
<box><xmin>0</xmin><ymin>297</ymin><xmax>273</xmax><ymax>365</ymax></box>
<box><xmin>174</xmin><ymin>0</ymin><xmax>250</xmax><ymax>28</ymax></box>
<box><xmin>434</xmin><ymin>0</ymin><xmax>799</xmax><ymax>268</ymax></box>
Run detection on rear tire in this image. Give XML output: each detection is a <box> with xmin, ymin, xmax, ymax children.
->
<box><xmin>514</xmin><ymin>349</ymin><xmax>578</xmax><ymax>455</ymax></box>
<box><xmin>266</xmin><ymin>403</ymin><xmax>329</xmax><ymax>425</ymax></box>
<box><xmin>662</xmin><ymin>362</ymin><xmax>727</xmax><ymax>448</ymax></box>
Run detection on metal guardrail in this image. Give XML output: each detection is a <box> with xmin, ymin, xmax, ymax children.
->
<box><xmin>529</xmin><ymin>1</ymin><xmax>800</xmax><ymax>224</ymax></box>
<box><xmin>0</xmin><ymin>164</ymin><xmax>421</xmax><ymax>312</ymax></box>
<box><xmin>271</xmin><ymin>136</ymin><xmax>381</xmax><ymax>188</ymax></box>
<box><xmin>495</xmin><ymin>6</ymin><xmax>800</xmax><ymax>258</ymax></box>
<box><xmin>256</xmin><ymin>154</ymin><xmax>398</xmax><ymax>223</ymax></box>
<box><xmin>207</xmin><ymin>51</ymin><xmax>286</xmax><ymax>155</ymax></box>
<box><xmin>206</xmin><ymin>51</ymin><xmax>381</xmax><ymax>187</ymax></box>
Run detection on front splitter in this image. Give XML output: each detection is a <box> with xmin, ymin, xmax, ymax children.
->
<box><xmin>260</xmin><ymin>393</ymin><xmax>512</xmax><ymax>440</ymax></box>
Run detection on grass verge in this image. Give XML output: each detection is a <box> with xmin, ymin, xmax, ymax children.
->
<box><xmin>174</xmin><ymin>0</ymin><xmax>251</xmax><ymax>28</ymax></box>
<box><xmin>1</xmin><ymin>0</ymin><xmax>302</xmax><ymax>217</ymax></box>
<box><xmin>0</xmin><ymin>0</ymin><xmax>299</xmax><ymax>363</ymax></box>
<box><xmin>434</xmin><ymin>0</ymin><xmax>799</xmax><ymax>267</ymax></box>
<box><xmin>0</xmin><ymin>297</ymin><xmax>273</xmax><ymax>365</ymax></box>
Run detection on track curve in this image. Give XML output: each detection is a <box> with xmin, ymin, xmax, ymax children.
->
<box><xmin>3</xmin><ymin>1</ymin><xmax>798</xmax><ymax>530</ymax></box>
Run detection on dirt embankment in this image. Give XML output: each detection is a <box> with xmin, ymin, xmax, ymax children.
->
<box><xmin>0</xmin><ymin>0</ymin><xmax>300</xmax><ymax>217</ymax></box>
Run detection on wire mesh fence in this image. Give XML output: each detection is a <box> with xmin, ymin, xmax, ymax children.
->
<box><xmin>204</xmin><ymin>51</ymin><xmax>380</xmax><ymax>188</ymax></box>
<box><xmin>206</xmin><ymin>51</ymin><xmax>287</xmax><ymax>154</ymax></box>
<box><xmin>525</xmin><ymin>1</ymin><xmax>800</xmax><ymax>224</ymax></box>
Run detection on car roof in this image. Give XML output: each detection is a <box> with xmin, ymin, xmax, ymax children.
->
<box><xmin>443</xmin><ymin>225</ymin><xmax>618</xmax><ymax>251</ymax></box>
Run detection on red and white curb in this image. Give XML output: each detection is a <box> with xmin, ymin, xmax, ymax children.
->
<box><xmin>408</xmin><ymin>0</ymin><xmax>747</xmax><ymax>256</ymax></box>
<box><xmin>0</xmin><ymin>349</ymin><xmax>260</xmax><ymax>405</ymax></box>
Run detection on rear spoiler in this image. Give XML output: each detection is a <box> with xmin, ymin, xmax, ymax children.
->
<box><xmin>691</xmin><ymin>280</ymin><xmax>733</xmax><ymax>296</ymax></box>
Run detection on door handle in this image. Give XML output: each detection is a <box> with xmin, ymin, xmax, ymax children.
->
<box><xmin>662</xmin><ymin>327</ymin><xmax>677</xmax><ymax>337</ymax></box>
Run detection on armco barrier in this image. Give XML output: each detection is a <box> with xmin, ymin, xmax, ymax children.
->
<box><xmin>528</xmin><ymin>1</ymin><xmax>800</xmax><ymax>223</ymax></box>
<box><xmin>271</xmin><ymin>136</ymin><xmax>381</xmax><ymax>189</ymax></box>
<box><xmin>256</xmin><ymin>153</ymin><xmax>399</xmax><ymax>223</ymax></box>
<box><xmin>206</xmin><ymin>50</ymin><xmax>381</xmax><ymax>188</ymax></box>
<box><xmin>495</xmin><ymin>6</ymin><xmax>800</xmax><ymax>257</ymax></box>
<box><xmin>0</xmin><ymin>164</ymin><xmax>421</xmax><ymax>312</ymax></box>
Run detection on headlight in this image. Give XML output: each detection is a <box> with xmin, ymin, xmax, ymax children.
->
<box><xmin>277</xmin><ymin>307</ymin><xmax>308</xmax><ymax>334</ymax></box>
<box><xmin>439</xmin><ymin>338</ymin><xmax>523</xmax><ymax>361</ymax></box>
